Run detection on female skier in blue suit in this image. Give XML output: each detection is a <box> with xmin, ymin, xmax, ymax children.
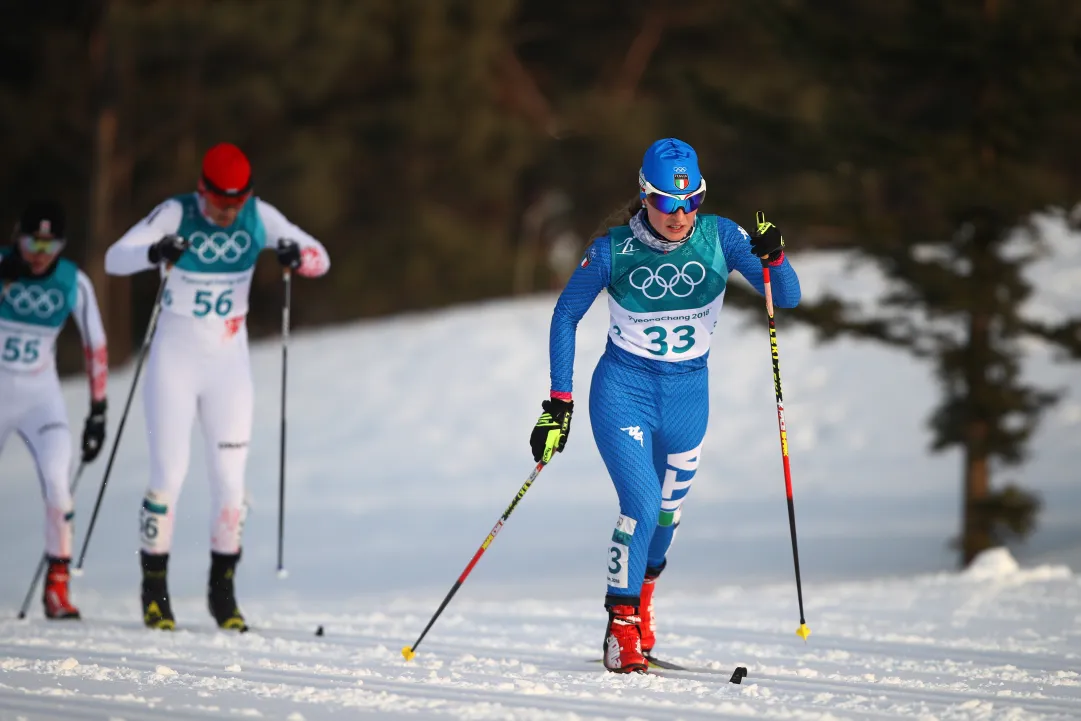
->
<box><xmin>529</xmin><ymin>138</ymin><xmax>802</xmax><ymax>673</ymax></box>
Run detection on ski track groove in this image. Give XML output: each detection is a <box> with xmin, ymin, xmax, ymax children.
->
<box><xmin>3</xmin><ymin>630</ymin><xmax>1080</xmax><ymax>720</ymax></box>
<box><xmin>651</xmin><ymin>666</ymin><xmax>1081</xmax><ymax>718</ymax></box>
<box><xmin>693</xmin><ymin>623</ymin><xmax>1081</xmax><ymax>675</ymax></box>
<box><xmin>252</xmin><ymin>623</ymin><xmax>1081</xmax><ymax>707</ymax></box>
<box><xmin>0</xmin><ymin>691</ymin><xmax>220</xmax><ymax>721</ymax></box>
<box><xmin>0</xmin><ymin>643</ymin><xmax>761</xmax><ymax>721</ymax></box>
<box><xmin>465</xmin><ymin>609</ymin><xmax>1080</xmax><ymax>677</ymax></box>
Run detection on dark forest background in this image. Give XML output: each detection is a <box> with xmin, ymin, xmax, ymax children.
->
<box><xmin>2</xmin><ymin>0</ymin><xmax>1080</xmax><ymax>566</ymax></box>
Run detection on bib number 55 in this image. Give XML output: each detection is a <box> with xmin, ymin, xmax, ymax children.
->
<box><xmin>2</xmin><ymin>336</ymin><xmax>40</xmax><ymax>363</ymax></box>
<box><xmin>193</xmin><ymin>288</ymin><xmax>234</xmax><ymax>317</ymax></box>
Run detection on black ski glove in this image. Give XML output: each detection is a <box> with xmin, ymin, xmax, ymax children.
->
<box><xmin>0</xmin><ymin>252</ymin><xmax>26</xmax><ymax>281</ymax></box>
<box><xmin>82</xmin><ymin>399</ymin><xmax>107</xmax><ymax>462</ymax></box>
<box><xmin>530</xmin><ymin>398</ymin><xmax>573</xmax><ymax>463</ymax></box>
<box><xmin>751</xmin><ymin>213</ymin><xmax>785</xmax><ymax>266</ymax></box>
<box><xmin>276</xmin><ymin>239</ymin><xmax>301</xmax><ymax>270</ymax></box>
<box><xmin>147</xmin><ymin>234</ymin><xmax>189</xmax><ymax>265</ymax></box>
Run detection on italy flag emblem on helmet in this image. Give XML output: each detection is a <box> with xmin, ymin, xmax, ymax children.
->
<box><xmin>640</xmin><ymin>138</ymin><xmax>702</xmax><ymax>196</ymax></box>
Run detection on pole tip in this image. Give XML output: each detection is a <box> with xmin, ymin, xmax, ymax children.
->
<box><xmin>17</xmin><ymin>611</ymin><xmax>26</xmax><ymax>620</ymax></box>
<box><xmin>276</xmin><ymin>568</ymin><xmax>289</xmax><ymax>579</ymax></box>
<box><xmin>401</xmin><ymin>646</ymin><xmax>416</xmax><ymax>661</ymax></box>
<box><xmin>796</xmin><ymin>623</ymin><xmax>811</xmax><ymax>641</ymax></box>
<box><xmin>70</xmin><ymin>567</ymin><xmax>84</xmax><ymax>578</ymax></box>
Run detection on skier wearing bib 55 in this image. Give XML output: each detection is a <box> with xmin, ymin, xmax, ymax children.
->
<box><xmin>529</xmin><ymin>138</ymin><xmax>801</xmax><ymax>673</ymax></box>
<box><xmin>0</xmin><ymin>200</ymin><xmax>109</xmax><ymax>620</ymax></box>
<box><xmin>105</xmin><ymin>143</ymin><xmax>330</xmax><ymax>631</ymax></box>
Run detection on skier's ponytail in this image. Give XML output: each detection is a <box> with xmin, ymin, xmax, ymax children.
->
<box><xmin>589</xmin><ymin>196</ymin><xmax>642</xmax><ymax>242</ymax></box>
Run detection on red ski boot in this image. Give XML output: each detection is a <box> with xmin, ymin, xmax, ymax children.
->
<box><xmin>43</xmin><ymin>558</ymin><xmax>81</xmax><ymax>620</ymax></box>
<box><xmin>602</xmin><ymin>603</ymin><xmax>647</xmax><ymax>673</ymax></box>
<box><xmin>640</xmin><ymin>572</ymin><xmax>659</xmax><ymax>654</ymax></box>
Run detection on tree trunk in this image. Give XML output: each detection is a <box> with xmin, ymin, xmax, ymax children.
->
<box><xmin>961</xmin><ymin>263</ymin><xmax>993</xmax><ymax>566</ymax></box>
<box><xmin>611</xmin><ymin>9</ymin><xmax>666</xmax><ymax>106</ymax></box>
<box><xmin>962</xmin><ymin>0</ymin><xmax>999</xmax><ymax>565</ymax></box>
<box><xmin>89</xmin><ymin>104</ymin><xmax>132</xmax><ymax>364</ymax></box>
<box><xmin>87</xmin><ymin>0</ymin><xmax>132</xmax><ymax>363</ymax></box>
<box><xmin>961</xmin><ymin>414</ymin><xmax>991</xmax><ymax>566</ymax></box>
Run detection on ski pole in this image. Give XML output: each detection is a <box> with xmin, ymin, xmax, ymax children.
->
<box><xmin>75</xmin><ymin>270</ymin><xmax>171</xmax><ymax>571</ymax></box>
<box><xmin>277</xmin><ymin>266</ymin><xmax>291</xmax><ymax>578</ymax></box>
<box><xmin>402</xmin><ymin>461</ymin><xmax>547</xmax><ymax>660</ymax></box>
<box><xmin>756</xmin><ymin>210</ymin><xmax>811</xmax><ymax>641</ymax></box>
<box><xmin>17</xmin><ymin>462</ymin><xmax>88</xmax><ymax>619</ymax></box>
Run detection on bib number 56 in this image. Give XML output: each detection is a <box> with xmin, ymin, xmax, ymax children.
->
<box><xmin>193</xmin><ymin>289</ymin><xmax>234</xmax><ymax>317</ymax></box>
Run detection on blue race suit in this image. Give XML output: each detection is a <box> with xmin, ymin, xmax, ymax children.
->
<box><xmin>548</xmin><ymin>210</ymin><xmax>800</xmax><ymax>600</ymax></box>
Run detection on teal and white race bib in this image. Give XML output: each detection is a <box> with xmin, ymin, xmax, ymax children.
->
<box><xmin>162</xmin><ymin>193</ymin><xmax>267</xmax><ymax>321</ymax></box>
<box><xmin>605</xmin><ymin>216</ymin><xmax>728</xmax><ymax>362</ymax></box>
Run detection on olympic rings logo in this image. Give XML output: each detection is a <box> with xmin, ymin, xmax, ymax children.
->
<box><xmin>629</xmin><ymin>261</ymin><xmax>706</xmax><ymax>300</ymax></box>
<box><xmin>4</xmin><ymin>283</ymin><xmax>65</xmax><ymax>318</ymax></box>
<box><xmin>673</xmin><ymin>166</ymin><xmax>687</xmax><ymax>172</ymax></box>
<box><xmin>189</xmin><ymin>230</ymin><xmax>252</xmax><ymax>264</ymax></box>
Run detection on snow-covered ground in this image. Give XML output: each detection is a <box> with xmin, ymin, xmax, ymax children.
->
<box><xmin>3</xmin><ymin>548</ymin><xmax>1080</xmax><ymax>720</ymax></box>
<box><xmin>1</xmin><ymin>217</ymin><xmax>1079</xmax><ymax>719</ymax></box>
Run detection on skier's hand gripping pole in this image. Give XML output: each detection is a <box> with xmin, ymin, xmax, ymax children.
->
<box><xmin>402</xmin><ymin>460</ymin><xmax>548</xmax><ymax>661</ymax></box>
<box><xmin>530</xmin><ymin>398</ymin><xmax>573</xmax><ymax>463</ymax></box>
<box><xmin>755</xmin><ymin>211</ymin><xmax>811</xmax><ymax>642</ymax></box>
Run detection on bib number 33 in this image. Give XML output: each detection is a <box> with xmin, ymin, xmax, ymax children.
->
<box><xmin>643</xmin><ymin>324</ymin><xmax>695</xmax><ymax>356</ymax></box>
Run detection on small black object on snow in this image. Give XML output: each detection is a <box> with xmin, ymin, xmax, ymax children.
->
<box><xmin>729</xmin><ymin>666</ymin><xmax>748</xmax><ymax>684</ymax></box>
<box><xmin>315</xmin><ymin>625</ymin><xmax>324</xmax><ymax>637</ymax></box>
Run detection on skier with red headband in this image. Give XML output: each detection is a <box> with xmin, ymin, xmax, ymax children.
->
<box><xmin>105</xmin><ymin>142</ymin><xmax>330</xmax><ymax>631</ymax></box>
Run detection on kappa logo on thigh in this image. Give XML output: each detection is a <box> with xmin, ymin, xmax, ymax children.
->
<box><xmin>620</xmin><ymin>426</ymin><xmax>644</xmax><ymax>446</ymax></box>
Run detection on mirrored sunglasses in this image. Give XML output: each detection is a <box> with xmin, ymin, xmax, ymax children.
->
<box><xmin>641</xmin><ymin>177</ymin><xmax>707</xmax><ymax>215</ymax></box>
<box><xmin>18</xmin><ymin>233</ymin><xmax>65</xmax><ymax>256</ymax></box>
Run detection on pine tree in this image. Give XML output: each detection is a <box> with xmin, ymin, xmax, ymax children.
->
<box><xmin>773</xmin><ymin>0</ymin><xmax>1081</xmax><ymax>564</ymax></box>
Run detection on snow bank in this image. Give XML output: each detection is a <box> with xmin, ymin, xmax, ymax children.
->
<box><xmin>959</xmin><ymin>547</ymin><xmax>1072</xmax><ymax>583</ymax></box>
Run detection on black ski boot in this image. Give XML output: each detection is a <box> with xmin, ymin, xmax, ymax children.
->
<box><xmin>208</xmin><ymin>551</ymin><xmax>248</xmax><ymax>631</ymax></box>
<box><xmin>141</xmin><ymin>551</ymin><xmax>176</xmax><ymax>630</ymax></box>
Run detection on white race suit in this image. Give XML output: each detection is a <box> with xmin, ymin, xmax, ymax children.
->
<box><xmin>104</xmin><ymin>194</ymin><xmax>329</xmax><ymax>554</ymax></box>
<box><xmin>0</xmin><ymin>252</ymin><xmax>108</xmax><ymax>558</ymax></box>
